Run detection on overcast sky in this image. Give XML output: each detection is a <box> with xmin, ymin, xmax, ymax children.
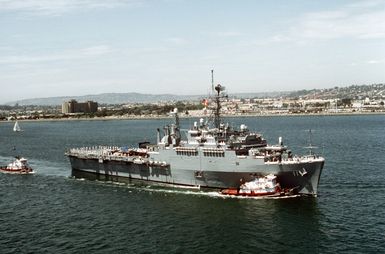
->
<box><xmin>0</xmin><ymin>0</ymin><xmax>384</xmax><ymax>104</ymax></box>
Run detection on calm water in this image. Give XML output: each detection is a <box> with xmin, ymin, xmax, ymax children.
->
<box><xmin>0</xmin><ymin>115</ymin><xmax>384</xmax><ymax>253</ymax></box>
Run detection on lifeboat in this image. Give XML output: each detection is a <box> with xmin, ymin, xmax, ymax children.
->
<box><xmin>0</xmin><ymin>156</ymin><xmax>34</xmax><ymax>174</ymax></box>
<box><xmin>221</xmin><ymin>174</ymin><xmax>282</xmax><ymax>197</ymax></box>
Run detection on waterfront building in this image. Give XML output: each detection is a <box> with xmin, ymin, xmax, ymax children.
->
<box><xmin>62</xmin><ymin>100</ymin><xmax>98</xmax><ymax>114</ymax></box>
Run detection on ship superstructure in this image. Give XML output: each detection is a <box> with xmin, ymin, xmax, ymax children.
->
<box><xmin>66</xmin><ymin>77</ymin><xmax>325</xmax><ymax>196</ymax></box>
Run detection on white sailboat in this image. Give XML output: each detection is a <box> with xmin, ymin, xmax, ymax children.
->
<box><xmin>13</xmin><ymin>121</ymin><xmax>21</xmax><ymax>132</ymax></box>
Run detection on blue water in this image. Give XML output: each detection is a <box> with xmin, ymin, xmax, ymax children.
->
<box><xmin>0</xmin><ymin>115</ymin><xmax>384</xmax><ymax>253</ymax></box>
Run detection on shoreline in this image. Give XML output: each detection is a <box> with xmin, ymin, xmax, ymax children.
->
<box><xmin>3</xmin><ymin>111</ymin><xmax>385</xmax><ymax>122</ymax></box>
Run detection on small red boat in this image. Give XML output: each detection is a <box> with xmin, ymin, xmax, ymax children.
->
<box><xmin>0</xmin><ymin>157</ymin><xmax>34</xmax><ymax>174</ymax></box>
<box><xmin>221</xmin><ymin>174</ymin><xmax>282</xmax><ymax>197</ymax></box>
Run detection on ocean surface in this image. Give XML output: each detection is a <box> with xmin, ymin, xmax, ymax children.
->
<box><xmin>0</xmin><ymin>115</ymin><xmax>384</xmax><ymax>253</ymax></box>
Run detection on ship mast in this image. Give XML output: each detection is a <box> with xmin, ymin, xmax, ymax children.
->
<box><xmin>304</xmin><ymin>129</ymin><xmax>318</xmax><ymax>155</ymax></box>
<box><xmin>211</xmin><ymin>70</ymin><xmax>227</xmax><ymax>129</ymax></box>
<box><xmin>214</xmin><ymin>84</ymin><xmax>222</xmax><ymax>129</ymax></box>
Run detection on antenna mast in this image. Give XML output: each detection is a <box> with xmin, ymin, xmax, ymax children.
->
<box><xmin>211</xmin><ymin>69</ymin><xmax>214</xmax><ymax>92</ymax></box>
<box><xmin>210</xmin><ymin>70</ymin><xmax>227</xmax><ymax>129</ymax></box>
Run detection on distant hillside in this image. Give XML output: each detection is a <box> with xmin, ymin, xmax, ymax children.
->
<box><xmin>5</xmin><ymin>83</ymin><xmax>384</xmax><ymax>106</ymax></box>
<box><xmin>6</xmin><ymin>93</ymin><xmax>201</xmax><ymax>106</ymax></box>
<box><xmin>6</xmin><ymin>92</ymin><xmax>284</xmax><ymax>106</ymax></box>
<box><xmin>284</xmin><ymin>84</ymin><xmax>385</xmax><ymax>100</ymax></box>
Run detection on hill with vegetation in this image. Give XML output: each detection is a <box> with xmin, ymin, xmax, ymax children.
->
<box><xmin>283</xmin><ymin>84</ymin><xmax>385</xmax><ymax>100</ymax></box>
<box><xmin>4</xmin><ymin>83</ymin><xmax>384</xmax><ymax>106</ymax></box>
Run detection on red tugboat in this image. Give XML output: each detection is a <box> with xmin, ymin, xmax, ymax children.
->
<box><xmin>221</xmin><ymin>174</ymin><xmax>282</xmax><ymax>197</ymax></box>
<box><xmin>0</xmin><ymin>156</ymin><xmax>34</xmax><ymax>174</ymax></box>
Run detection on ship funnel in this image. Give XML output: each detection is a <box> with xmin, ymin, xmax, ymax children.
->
<box><xmin>279</xmin><ymin>137</ymin><xmax>283</xmax><ymax>146</ymax></box>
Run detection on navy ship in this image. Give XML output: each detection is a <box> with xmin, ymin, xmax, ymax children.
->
<box><xmin>66</xmin><ymin>78</ymin><xmax>325</xmax><ymax>196</ymax></box>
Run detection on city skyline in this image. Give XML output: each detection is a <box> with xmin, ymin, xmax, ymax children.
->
<box><xmin>0</xmin><ymin>0</ymin><xmax>384</xmax><ymax>104</ymax></box>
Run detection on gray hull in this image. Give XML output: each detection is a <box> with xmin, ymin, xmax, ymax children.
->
<box><xmin>68</xmin><ymin>148</ymin><xmax>324</xmax><ymax>196</ymax></box>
